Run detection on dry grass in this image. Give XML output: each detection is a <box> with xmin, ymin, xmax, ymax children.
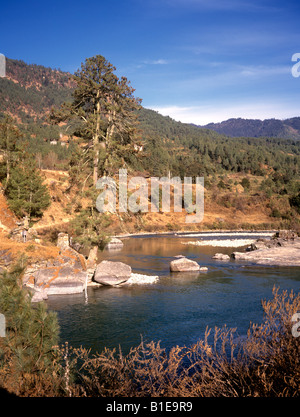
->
<box><xmin>0</xmin><ymin>233</ymin><xmax>60</xmax><ymax>263</ymax></box>
<box><xmin>0</xmin><ymin>169</ymin><xmax>294</xmax><ymax>236</ymax></box>
<box><xmin>55</xmin><ymin>287</ymin><xmax>300</xmax><ymax>397</ymax></box>
<box><xmin>1</xmin><ymin>286</ymin><xmax>299</xmax><ymax>397</ymax></box>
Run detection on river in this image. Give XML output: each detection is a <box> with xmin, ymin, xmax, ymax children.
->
<box><xmin>45</xmin><ymin>232</ymin><xmax>300</xmax><ymax>355</ymax></box>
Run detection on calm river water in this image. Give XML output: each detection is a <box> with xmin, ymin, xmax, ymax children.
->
<box><xmin>46</xmin><ymin>232</ymin><xmax>300</xmax><ymax>355</ymax></box>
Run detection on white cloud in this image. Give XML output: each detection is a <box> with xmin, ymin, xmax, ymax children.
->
<box><xmin>153</xmin><ymin>59</ymin><xmax>168</xmax><ymax>65</ymax></box>
<box><xmin>142</xmin><ymin>59</ymin><xmax>169</xmax><ymax>65</ymax></box>
<box><xmin>149</xmin><ymin>102</ymin><xmax>299</xmax><ymax>125</ymax></box>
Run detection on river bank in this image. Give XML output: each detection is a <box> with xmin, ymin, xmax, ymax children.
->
<box><xmin>231</xmin><ymin>239</ymin><xmax>300</xmax><ymax>266</ymax></box>
<box><xmin>115</xmin><ymin>229</ymin><xmax>277</xmax><ymax>238</ymax></box>
<box><xmin>115</xmin><ymin>229</ymin><xmax>300</xmax><ymax>267</ymax></box>
<box><xmin>1</xmin><ymin>229</ymin><xmax>299</xmax><ymax>303</ymax></box>
<box><xmin>45</xmin><ymin>232</ymin><xmax>300</xmax><ymax>356</ymax></box>
<box><xmin>178</xmin><ymin>230</ymin><xmax>300</xmax><ymax>266</ymax></box>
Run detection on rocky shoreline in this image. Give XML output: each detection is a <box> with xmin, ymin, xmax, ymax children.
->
<box><xmin>22</xmin><ymin>233</ymin><xmax>211</xmax><ymax>301</ymax></box>
<box><xmin>231</xmin><ymin>230</ymin><xmax>300</xmax><ymax>266</ymax></box>
<box><xmin>2</xmin><ymin>230</ymin><xmax>299</xmax><ymax>302</ymax></box>
<box><xmin>23</xmin><ymin>233</ymin><xmax>95</xmax><ymax>302</ymax></box>
<box><xmin>22</xmin><ymin>233</ymin><xmax>161</xmax><ymax>302</ymax></box>
<box><xmin>214</xmin><ymin>230</ymin><xmax>300</xmax><ymax>267</ymax></box>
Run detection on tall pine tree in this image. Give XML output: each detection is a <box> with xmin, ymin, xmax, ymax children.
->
<box><xmin>0</xmin><ymin>115</ymin><xmax>51</xmax><ymax>220</ymax></box>
<box><xmin>51</xmin><ymin>55</ymin><xmax>142</xmax><ymax>184</ymax></box>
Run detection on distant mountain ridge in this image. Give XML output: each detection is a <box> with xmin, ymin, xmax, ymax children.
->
<box><xmin>202</xmin><ymin>117</ymin><xmax>300</xmax><ymax>140</ymax></box>
<box><xmin>0</xmin><ymin>57</ymin><xmax>299</xmax><ymax>189</ymax></box>
<box><xmin>2</xmin><ymin>58</ymin><xmax>300</xmax><ymax>142</ymax></box>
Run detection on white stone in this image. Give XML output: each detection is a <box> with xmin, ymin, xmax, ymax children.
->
<box><xmin>106</xmin><ymin>237</ymin><xmax>124</xmax><ymax>250</ymax></box>
<box><xmin>170</xmin><ymin>257</ymin><xmax>200</xmax><ymax>272</ymax></box>
<box><xmin>212</xmin><ymin>253</ymin><xmax>230</xmax><ymax>260</ymax></box>
<box><xmin>94</xmin><ymin>260</ymin><xmax>132</xmax><ymax>286</ymax></box>
<box><xmin>122</xmin><ymin>273</ymin><xmax>159</xmax><ymax>285</ymax></box>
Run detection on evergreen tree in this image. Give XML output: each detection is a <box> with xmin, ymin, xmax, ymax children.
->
<box><xmin>5</xmin><ymin>156</ymin><xmax>51</xmax><ymax>219</ymax></box>
<box><xmin>51</xmin><ymin>55</ymin><xmax>142</xmax><ymax>184</ymax></box>
<box><xmin>0</xmin><ymin>115</ymin><xmax>51</xmax><ymax>220</ymax></box>
<box><xmin>0</xmin><ymin>264</ymin><xmax>60</xmax><ymax>395</ymax></box>
<box><xmin>69</xmin><ymin>204</ymin><xmax>111</xmax><ymax>249</ymax></box>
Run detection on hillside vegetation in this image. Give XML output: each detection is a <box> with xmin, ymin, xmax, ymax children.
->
<box><xmin>0</xmin><ymin>56</ymin><xmax>300</xmax><ymax>400</ymax></box>
<box><xmin>0</xmin><ymin>57</ymin><xmax>299</xmax><ymax>240</ymax></box>
<box><xmin>203</xmin><ymin>116</ymin><xmax>300</xmax><ymax>140</ymax></box>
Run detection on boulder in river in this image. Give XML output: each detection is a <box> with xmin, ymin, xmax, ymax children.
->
<box><xmin>212</xmin><ymin>253</ymin><xmax>230</xmax><ymax>260</ymax></box>
<box><xmin>94</xmin><ymin>260</ymin><xmax>132</xmax><ymax>286</ymax></box>
<box><xmin>106</xmin><ymin>237</ymin><xmax>124</xmax><ymax>250</ymax></box>
<box><xmin>170</xmin><ymin>257</ymin><xmax>200</xmax><ymax>272</ymax></box>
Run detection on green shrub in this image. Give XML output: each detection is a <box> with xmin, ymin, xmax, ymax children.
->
<box><xmin>241</xmin><ymin>177</ymin><xmax>250</xmax><ymax>190</ymax></box>
<box><xmin>0</xmin><ymin>263</ymin><xmax>61</xmax><ymax>396</ymax></box>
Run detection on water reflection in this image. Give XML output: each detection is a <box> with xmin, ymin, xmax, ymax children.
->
<box><xmin>97</xmin><ymin>236</ymin><xmax>236</xmax><ymax>276</ymax></box>
<box><xmin>169</xmin><ymin>271</ymin><xmax>205</xmax><ymax>282</ymax></box>
<box><xmin>46</xmin><ymin>234</ymin><xmax>300</xmax><ymax>355</ymax></box>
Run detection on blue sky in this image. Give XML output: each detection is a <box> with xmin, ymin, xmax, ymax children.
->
<box><xmin>1</xmin><ymin>0</ymin><xmax>300</xmax><ymax>124</ymax></box>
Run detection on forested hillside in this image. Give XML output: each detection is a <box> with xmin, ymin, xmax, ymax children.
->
<box><xmin>1</xmin><ymin>58</ymin><xmax>74</xmax><ymax>119</ymax></box>
<box><xmin>137</xmin><ymin>107</ymin><xmax>300</xmax><ymax>178</ymax></box>
<box><xmin>1</xmin><ymin>58</ymin><xmax>300</xmax><ymax>180</ymax></box>
<box><xmin>202</xmin><ymin>117</ymin><xmax>300</xmax><ymax>140</ymax></box>
<box><xmin>0</xmin><ymin>57</ymin><xmax>299</xmax><ymax>235</ymax></box>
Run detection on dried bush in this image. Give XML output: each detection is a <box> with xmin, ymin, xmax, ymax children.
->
<box><xmin>1</xmin><ymin>284</ymin><xmax>299</xmax><ymax>397</ymax></box>
<box><xmin>57</xmin><ymin>287</ymin><xmax>300</xmax><ymax>397</ymax></box>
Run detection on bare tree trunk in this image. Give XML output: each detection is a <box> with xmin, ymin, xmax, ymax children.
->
<box><xmin>93</xmin><ymin>135</ymin><xmax>99</xmax><ymax>185</ymax></box>
<box><xmin>93</xmin><ymin>96</ymin><xmax>101</xmax><ymax>185</ymax></box>
<box><xmin>104</xmin><ymin>105</ymin><xmax>116</xmax><ymax>175</ymax></box>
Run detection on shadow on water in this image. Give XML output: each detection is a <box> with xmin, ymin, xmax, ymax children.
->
<box><xmin>45</xmin><ymin>233</ymin><xmax>300</xmax><ymax>355</ymax></box>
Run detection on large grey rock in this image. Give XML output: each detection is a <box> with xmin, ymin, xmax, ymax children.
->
<box><xmin>106</xmin><ymin>237</ymin><xmax>124</xmax><ymax>250</ymax></box>
<box><xmin>31</xmin><ymin>288</ymin><xmax>48</xmax><ymax>302</ymax></box>
<box><xmin>23</xmin><ymin>245</ymin><xmax>88</xmax><ymax>300</ymax></box>
<box><xmin>94</xmin><ymin>260</ymin><xmax>132</xmax><ymax>286</ymax></box>
<box><xmin>47</xmin><ymin>279</ymin><xmax>85</xmax><ymax>295</ymax></box>
<box><xmin>170</xmin><ymin>257</ymin><xmax>200</xmax><ymax>272</ymax></box>
<box><xmin>34</xmin><ymin>268</ymin><xmax>56</xmax><ymax>286</ymax></box>
<box><xmin>212</xmin><ymin>253</ymin><xmax>230</xmax><ymax>260</ymax></box>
